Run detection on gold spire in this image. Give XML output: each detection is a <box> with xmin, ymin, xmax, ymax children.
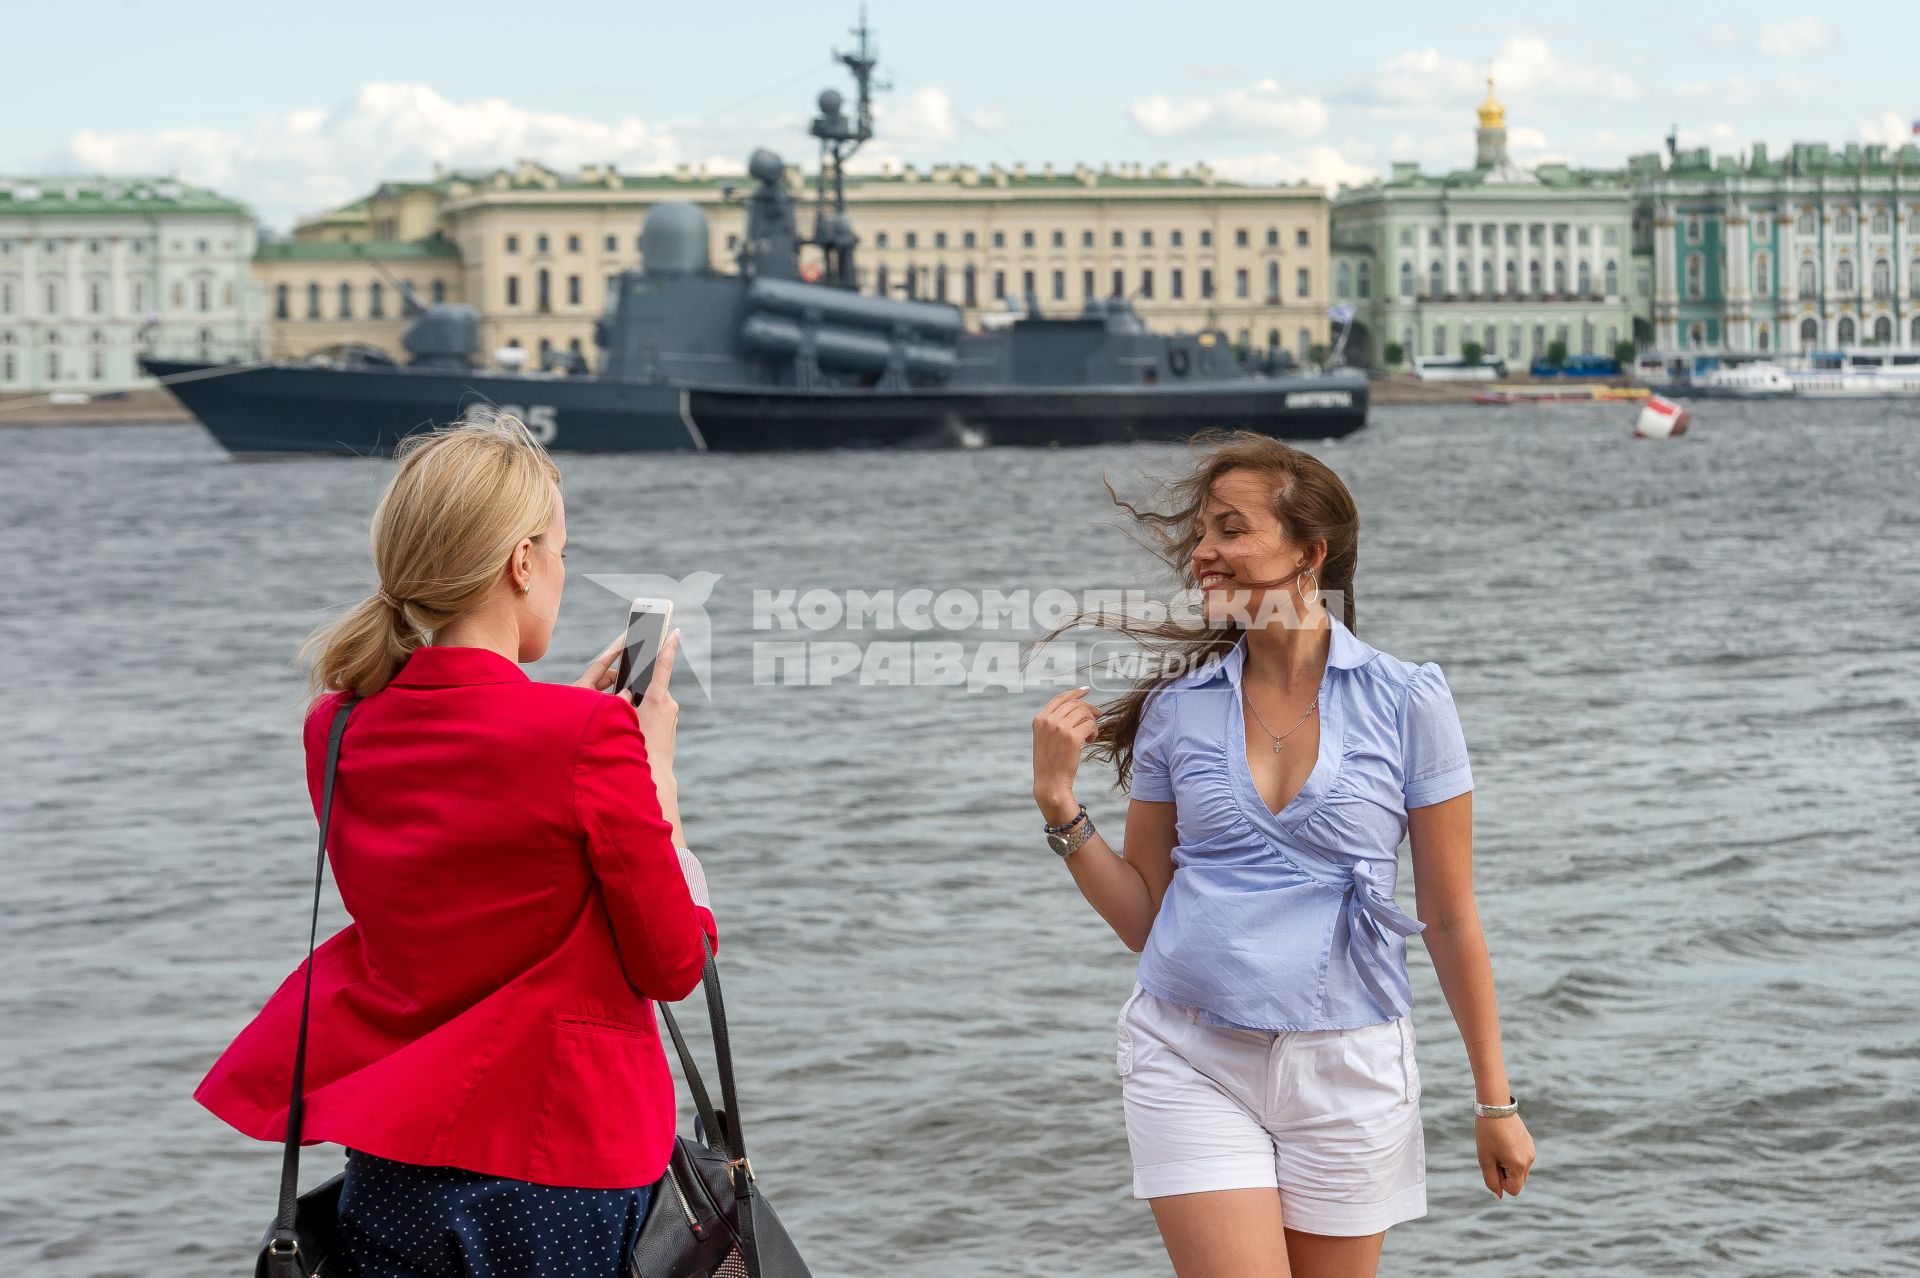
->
<box><xmin>1477</xmin><ymin>71</ymin><xmax>1505</xmax><ymax>130</ymax></box>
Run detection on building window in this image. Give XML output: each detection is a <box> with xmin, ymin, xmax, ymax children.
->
<box><xmin>1605</xmin><ymin>259</ymin><xmax>1620</xmax><ymax>295</ymax></box>
<box><xmin>567</xmin><ymin>234</ymin><xmax>580</xmax><ymax>253</ymax></box>
<box><xmin>506</xmin><ymin>275</ymin><xmax>520</xmax><ymax>306</ymax></box>
<box><xmin>1297</xmin><ymin>228</ymin><xmax>1309</xmax><ymax>248</ymax></box>
<box><xmin>275</xmin><ymin>283</ymin><xmax>289</xmax><ymax>319</ymax></box>
<box><xmin>306</xmin><ymin>283</ymin><xmax>321</xmax><ymax>318</ymax></box>
<box><xmin>1507</xmin><ymin>324</ymin><xmax>1520</xmax><ymax>359</ymax></box>
<box><xmin>1504</xmin><ymin>259</ymin><xmax>1517</xmax><ymax>294</ymax></box>
<box><xmin>1112</xmin><ymin>268</ymin><xmax>1124</xmax><ymax>297</ymax></box>
<box><xmin>506</xmin><ymin>235</ymin><xmax>519</xmax><ymax>253</ymax></box>
<box><xmin>1430</xmin><ymin>228</ymin><xmax>1444</xmax><ymax>247</ymax></box>
<box><xmin>605</xmin><ymin>234</ymin><xmax>617</xmax><ymax>252</ymax></box>
<box><xmin>964</xmin><ymin>263</ymin><xmax>977</xmax><ymax>306</ymax></box>
<box><xmin>876</xmin><ymin>264</ymin><xmax>890</xmax><ymax>296</ymax></box>
<box><xmin>1021</xmin><ymin>230</ymin><xmax>1035</xmax><ymax>248</ymax></box>
<box><xmin>1267</xmin><ymin>261</ymin><xmax>1280</xmax><ymax>300</ymax></box>
<box><xmin>1400</xmin><ymin>261</ymin><xmax>1414</xmax><ymax>298</ymax></box>
<box><xmin>1796</xmin><ymin>209</ymin><xmax>1816</xmax><ymax>236</ymax></box>
<box><xmin>1022</xmin><ymin>269</ymin><xmax>1036</xmax><ymax>298</ymax></box>
<box><xmin>1355</xmin><ymin>262</ymin><xmax>1370</xmax><ymax>298</ymax></box>
<box><xmin>905</xmin><ymin>231</ymin><xmax>918</xmax><ymax>249</ymax></box>
<box><xmin>88</xmin><ymin>280</ymin><xmax>104</xmax><ymax>314</ymax></box>
<box><xmin>907</xmin><ymin>265</ymin><xmax>921</xmax><ymax>299</ymax></box>
<box><xmin>1553</xmin><ymin>260</ymin><xmax>1568</xmax><ymax>294</ymax></box>
<box><xmin>1837</xmin><ymin>315</ymin><xmax>1856</xmax><ymax>345</ymax></box>
<box><xmin>1872</xmin><ymin>258</ymin><xmax>1891</xmax><ymax>298</ymax></box>
<box><xmin>369</xmin><ymin>281</ymin><xmax>385</xmax><ymax>317</ymax></box>
<box><xmin>565</xmin><ymin>274</ymin><xmax>580</xmax><ymax>305</ymax></box>
<box><xmin>337</xmin><ymin>282</ymin><xmax>352</xmax><ymax>318</ymax></box>
<box><xmin>1052</xmin><ymin>269</ymin><xmax>1065</xmax><ymax>301</ymax></box>
<box><xmin>1141</xmin><ymin>230</ymin><xmax>1154</xmax><ymax>248</ymax></box>
<box><xmin>875</xmin><ymin>232</ymin><xmax>889</xmax><ymax>248</ymax></box>
<box><xmin>1140</xmin><ymin>269</ymin><xmax>1154</xmax><ymax>299</ymax></box>
<box><xmin>1751</xmin><ymin>215</ymin><xmax>1768</xmax><ymax>240</ymax></box>
<box><xmin>1200</xmin><ymin>229</ymin><xmax>1213</xmax><ymax>248</ymax></box>
<box><xmin>431</xmin><ymin>280</ymin><xmax>447</xmax><ymax>304</ymax></box>
<box><xmin>992</xmin><ymin>269</ymin><xmax>1004</xmax><ymax>299</ymax></box>
<box><xmin>992</xmin><ymin>231</ymin><xmax>1005</xmax><ymax>249</ymax></box>
<box><xmin>1428</xmin><ymin>260</ymin><xmax>1443</xmax><ymax>296</ymax></box>
<box><xmin>1336</xmin><ymin>262</ymin><xmax>1351</xmax><ymax>297</ymax></box>
<box><xmin>1685</xmin><ymin>255</ymin><xmax>1703</xmax><ymax>299</ymax></box>
<box><xmin>1235</xmin><ymin>229</ymin><xmax>1249</xmax><ymax>248</ymax></box>
<box><xmin>1456</xmin><ymin>260</ymin><xmax>1470</xmax><ymax>295</ymax></box>
<box><xmin>1235</xmin><ymin>268</ymin><xmax>1249</xmax><ymax>298</ymax></box>
<box><xmin>1687</xmin><ymin>321</ymin><xmax>1705</xmax><ymax>347</ymax></box>
<box><xmin>1911</xmin><ymin>257</ymin><xmax>1920</xmax><ymax>297</ymax></box>
<box><xmin>1480</xmin><ymin>260</ymin><xmax>1493</xmax><ymax>294</ymax></box>
<box><xmin>1835</xmin><ymin>209</ymin><xmax>1855</xmax><ymax>236</ymax></box>
<box><xmin>537</xmin><ymin>268</ymin><xmax>551</xmax><ymax>313</ymax></box>
<box><xmin>1171</xmin><ymin>229</ymin><xmax>1183</xmax><ymax>247</ymax></box>
<box><xmin>197</xmin><ymin>278</ymin><xmax>212</xmax><ymax>312</ymax></box>
<box><xmin>1800</xmin><ymin>317</ymin><xmax>1818</xmax><ymax>347</ymax></box>
<box><xmin>1578</xmin><ymin>261</ymin><xmax>1592</xmax><ymax>295</ymax></box>
<box><xmin>1799</xmin><ymin>260</ymin><xmax>1817</xmax><ymax>297</ymax></box>
<box><xmin>1433</xmin><ymin>327</ymin><xmax>1447</xmax><ymax>357</ymax></box>
<box><xmin>1201</xmin><ymin>268</ymin><xmax>1214</xmax><ymax>298</ymax></box>
<box><xmin>1872</xmin><ymin>316</ymin><xmax>1893</xmax><ymax>345</ymax></box>
<box><xmin>1295</xmin><ymin>267</ymin><xmax>1309</xmax><ymax>299</ymax></box>
<box><xmin>1685</xmin><ymin>217</ymin><xmax>1701</xmax><ymax>243</ymax></box>
<box><xmin>1171</xmin><ymin>268</ymin><xmax>1184</xmax><ymax>299</ymax></box>
<box><xmin>1836</xmin><ymin>259</ymin><xmax>1855</xmax><ymax>294</ymax></box>
<box><xmin>933</xmin><ymin>231</ymin><xmax>945</xmax><ymax>250</ymax></box>
<box><xmin>963</xmin><ymin>231</ymin><xmax>977</xmax><ymax>249</ymax></box>
<box><xmin>535</xmin><ymin>234</ymin><xmax>549</xmax><ymax>254</ymax></box>
<box><xmin>1082</xmin><ymin>268</ymin><xmax>1095</xmax><ymax>299</ymax></box>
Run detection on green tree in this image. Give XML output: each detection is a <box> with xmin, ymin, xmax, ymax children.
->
<box><xmin>1383</xmin><ymin>341</ymin><xmax>1405</xmax><ymax>368</ymax></box>
<box><xmin>1309</xmin><ymin>343</ymin><xmax>1330</xmax><ymax>366</ymax></box>
<box><xmin>1613</xmin><ymin>339</ymin><xmax>1636</xmax><ymax>367</ymax></box>
<box><xmin>1462</xmin><ymin>340</ymin><xmax>1485</xmax><ymax>366</ymax></box>
<box><xmin>1545</xmin><ymin>339</ymin><xmax>1569</xmax><ymax>369</ymax></box>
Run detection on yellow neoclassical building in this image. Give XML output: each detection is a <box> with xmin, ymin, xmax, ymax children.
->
<box><xmin>256</xmin><ymin>159</ymin><xmax>1333</xmax><ymax>367</ymax></box>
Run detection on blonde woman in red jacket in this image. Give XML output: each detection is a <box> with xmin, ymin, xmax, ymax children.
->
<box><xmin>197</xmin><ymin>408</ymin><xmax>715</xmax><ymax>1277</ymax></box>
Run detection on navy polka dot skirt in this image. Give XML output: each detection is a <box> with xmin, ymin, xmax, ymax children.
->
<box><xmin>336</xmin><ymin>1148</ymin><xmax>654</xmax><ymax>1278</ymax></box>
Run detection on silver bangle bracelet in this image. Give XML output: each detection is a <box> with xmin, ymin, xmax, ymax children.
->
<box><xmin>1473</xmin><ymin>1094</ymin><xmax>1520</xmax><ymax>1119</ymax></box>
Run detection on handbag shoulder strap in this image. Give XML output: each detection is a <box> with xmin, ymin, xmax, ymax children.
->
<box><xmin>269</xmin><ymin>694</ymin><xmax>358</xmax><ymax>1255</ymax></box>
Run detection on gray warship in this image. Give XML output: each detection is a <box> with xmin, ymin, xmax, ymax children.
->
<box><xmin>144</xmin><ymin>21</ymin><xmax>1367</xmax><ymax>455</ymax></box>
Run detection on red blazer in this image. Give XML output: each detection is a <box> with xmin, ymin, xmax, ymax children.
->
<box><xmin>195</xmin><ymin>645</ymin><xmax>718</xmax><ymax>1189</ymax></box>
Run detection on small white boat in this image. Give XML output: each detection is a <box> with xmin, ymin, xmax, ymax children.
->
<box><xmin>1694</xmin><ymin>363</ymin><xmax>1793</xmax><ymax>398</ymax></box>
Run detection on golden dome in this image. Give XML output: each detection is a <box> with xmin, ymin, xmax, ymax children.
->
<box><xmin>1477</xmin><ymin>73</ymin><xmax>1505</xmax><ymax>130</ymax></box>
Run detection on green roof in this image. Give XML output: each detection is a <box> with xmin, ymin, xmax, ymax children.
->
<box><xmin>0</xmin><ymin>175</ymin><xmax>249</xmax><ymax>216</ymax></box>
<box><xmin>254</xmin><ymin>235</ymin><xmax>461</xmax><ymax>262</ymax></box>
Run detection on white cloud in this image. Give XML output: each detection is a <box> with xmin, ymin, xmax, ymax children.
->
<box><xmin>56</xmin><ymin>82</ymin><xmax>688</xmax><ymax>230</ymax></box>
<box><xmin>1129</xmin><ymin>81</ymin><xmax>1328</xmax><ymax>140</ymax></box>
<box><xmin>875</xmin><ymin>87</ymin><xmax>956</xmax><ymax>148</ymax></box>
<box><xmin>1860</xmin><ymin>111</ymin><xmax>1916</xmax><ymax>149</ymax></box>
<box><xmin>1209</xmin><ymin>144</ymin><xmax>1375</xmax><ymax>192</ymax></box>
<box><xmin>1755</xmin><ymin>17</ymin><xmax>1835</xmax><ymax>58</ymax></box>
<box><xmin>1345</xmin><ymin>37</ymin><xmax>1638</xmax><ymax>110</ymax></box>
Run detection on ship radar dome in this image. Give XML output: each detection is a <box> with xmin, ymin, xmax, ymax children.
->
<box><xmin>818</xmin><ymin>88</ymin><xmax>844</xmax><ymax>116</ymax></box>
<box><xmin>748</xmin><ymin>148</ymin><xmax>785</xmax><ymax>186</ymax></box>
<box><xmin>640</xmin><ymin>201</ymin><xmax>711</xmax><ymax>274</ymax></box>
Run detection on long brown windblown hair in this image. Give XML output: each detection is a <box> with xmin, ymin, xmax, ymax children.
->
<box><xmin>1041</xmin><ymin>429</ymin><xmax>1362</xmax><ymax>793</ymax></box>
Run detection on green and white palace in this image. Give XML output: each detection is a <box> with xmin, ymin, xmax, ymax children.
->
<box><xmin>1628</xmin><ymin>141</ymin><xmax>1920</xmax><ymax>355</ymax></box>
<box><xmin>1330</xmin><ymin>80</ymin><xmax>1645</xmax><ymax>369</ymax></box>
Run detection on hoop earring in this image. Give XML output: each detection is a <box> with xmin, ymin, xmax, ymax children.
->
<box><xmin>1301</xmin><ymin>570</ymin><xmax>1320</xmax><ymax>611</ymax></box>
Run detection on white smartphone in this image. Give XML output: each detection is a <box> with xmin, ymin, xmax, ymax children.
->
<box><xmin>615</xmin><ymin>597</ymin><xmax>674</xmax><ymax>704</ymax></box>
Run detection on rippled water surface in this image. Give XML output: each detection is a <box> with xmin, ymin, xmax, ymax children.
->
<box><xmin>2</xmin><ymin>402</ymin><xmax>1917</xmax><ymax>1276</ymax></box>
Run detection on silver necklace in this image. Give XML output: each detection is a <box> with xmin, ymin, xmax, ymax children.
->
<box><xmin>1244</xmin><ymin>684</ymin><xmax>1318</xmax><ymax>753</ymax></box>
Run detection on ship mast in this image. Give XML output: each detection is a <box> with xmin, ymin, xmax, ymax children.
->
<box><xmin>810</xmin><ymin>8</ymin><xmax>887</xmax><ymax>288</ymax></box>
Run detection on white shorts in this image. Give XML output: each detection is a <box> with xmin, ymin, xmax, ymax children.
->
<box><xmin>1116</xmin><ymin>984</ymin><xmax>1427</xmax><ymax>1236</ymax></box>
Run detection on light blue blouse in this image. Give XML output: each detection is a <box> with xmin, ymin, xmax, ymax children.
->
<box><xmin>1130</xmin><ymin>614</ymin><xmax>1473</xmax><ymax>1031</ymax></box>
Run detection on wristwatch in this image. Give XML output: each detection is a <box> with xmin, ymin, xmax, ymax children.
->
<box><xmin>1044</xmin><ymin>804</ymin><xmax>1097</xmax><ymax>858</ymax></box>
<box><xmin>1473</xmin><ymin>1094</ymin><xmax>1521</xmax><ymax>1119</ymax></box>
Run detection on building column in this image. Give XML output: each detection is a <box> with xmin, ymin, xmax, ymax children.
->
<box><xmin>1724</xmin><ymin>199</ymin><xmax>1751</xmax><ymax>352</ymax></box>
<box><xmin>1652</xmin><ymin>198</ymin><xmax>1679</xmax><ymax>349</ymax></box>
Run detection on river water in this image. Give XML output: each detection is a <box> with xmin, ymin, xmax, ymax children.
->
<box><xmin>2</xmin><ymin>402</ymin><xmax>1916</xmax><ymax>1276</ymax></box>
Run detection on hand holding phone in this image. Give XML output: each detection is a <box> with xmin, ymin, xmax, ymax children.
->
<box><xmin>615</xmin><ymin>598</ymin><xmax>674</xmax><ymax>705</ymax></box>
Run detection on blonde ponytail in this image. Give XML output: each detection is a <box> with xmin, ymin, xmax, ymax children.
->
<box><xmin>300</xmin><ymin>407</ymin><xmax>561</xmax><ymax>700</ymax></box>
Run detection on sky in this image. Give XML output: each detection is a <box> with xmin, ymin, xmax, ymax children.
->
<box><xmin>3</xmin><ymin>0</ymin><xmax>1914</xmax><ymax>232</ymax></box>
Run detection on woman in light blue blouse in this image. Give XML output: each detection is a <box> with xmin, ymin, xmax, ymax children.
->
<box><xmin>1031</xmin><ymin>431</ymin><xmax>1535</xmax><ymax>1278</ymax></box>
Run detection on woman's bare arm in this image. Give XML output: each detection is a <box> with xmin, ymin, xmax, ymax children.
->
<box><xmin>1045</xmin><ymin>797</ymin><xmax>1178</xmax><ymax>953</ymax></box>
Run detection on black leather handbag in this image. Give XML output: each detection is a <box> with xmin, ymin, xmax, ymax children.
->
<box><xmin>257</xmin><ymin>694</ymin><xmax>358</xmax><ymax>1278</ymax></box>
<box><xmin>634</xmin><ymin>939</ymin><xmax>812</xmax><ymax>1278</ymax></box>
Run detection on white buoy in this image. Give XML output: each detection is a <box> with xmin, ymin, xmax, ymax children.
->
<box><xmin>1634</xmin><ymin>394</ymin><xmax>1690</xmax><ymax>440</ymax></box>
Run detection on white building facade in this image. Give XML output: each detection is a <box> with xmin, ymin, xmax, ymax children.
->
<box><xmin>0</xmin><ymin>177</ymin><xmax>262</xmax><ymax>394</ymax></box>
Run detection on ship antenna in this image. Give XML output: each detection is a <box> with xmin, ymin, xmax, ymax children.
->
<box><xmin>810</xmin><ymin>7</ymin><xmax>889</xmax><ymax>288</ymax></box>
<box><xmin>352</xmin><ymin>243</ymin><xmax>426</xmax><ymax>316</ymax></box>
